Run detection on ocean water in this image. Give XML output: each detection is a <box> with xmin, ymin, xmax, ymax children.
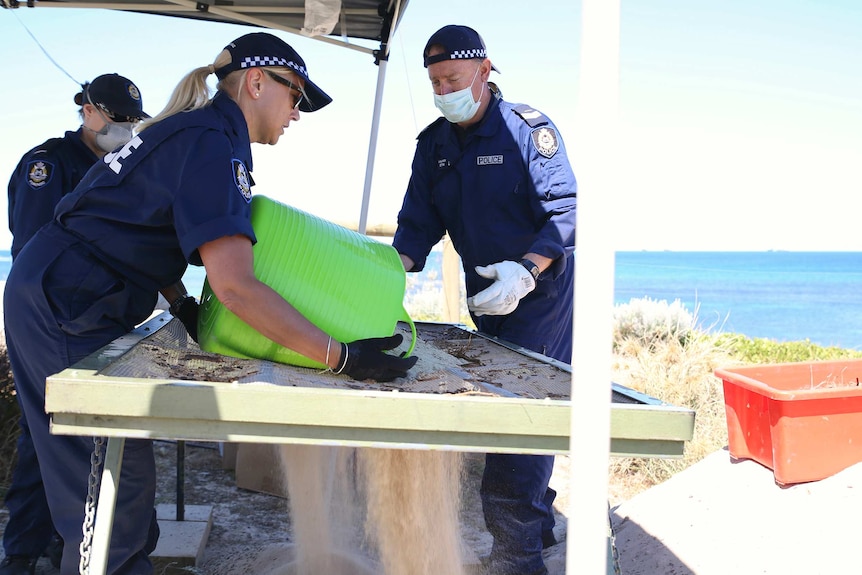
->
<box><xmin>3</xmin><ymin>250</ymin><xmax>862</xmax><ymax>350</ymax></box>
<box><xmin>615</xmin><ymin>251</ymin><xmax>862</xmax><ymax>350</ymax></box>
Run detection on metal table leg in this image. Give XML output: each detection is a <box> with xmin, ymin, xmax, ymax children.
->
<box><xmin>176</xmin><ymin>440</ymin><xmax>185</xmax><ymax>521</ymax></box>
<box><xmin>88</xmin><ymin>437</ymin><xmax>125</xmax><ymax>575</ymax></box>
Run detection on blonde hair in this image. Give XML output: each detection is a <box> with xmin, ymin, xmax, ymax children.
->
<box><xmin>138</xmin><ymin>49</ymin><xmax>238</xmax><ymax>132</ymax></box>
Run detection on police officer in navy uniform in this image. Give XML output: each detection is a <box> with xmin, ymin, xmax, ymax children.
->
<box><xmin>3</xmin><ymin>32</ymin><xmax>416</xmax><ymax>575</ymax></box>
<box><xmin>8</xmin><ymin>74</ymin><xmax>149</xmax><ymax>260</ymax></box>
<box><xmin>2</xmin><ymin>73</ymin><xmax>147</xmax><ymax>575</ymax></box>
<box><xmin>393</xmin><ymin>25</ymin><xmax>576</xmax><ymax>575</ymax></box>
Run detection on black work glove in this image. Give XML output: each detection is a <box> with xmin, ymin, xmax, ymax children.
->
<box><xmin>170</xmin><ymin>295</ymin><xmax>199</xmax><ymax>343</ymax></box>
<box><xmin>336</xmin><ymin>334</ymin><xmax>418</xmax><ymax>382</ymax></box>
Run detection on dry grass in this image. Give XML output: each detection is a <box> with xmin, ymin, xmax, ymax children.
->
<box><xmin>608</xmin><ymin>331</ymin><xmax>733</xmax><ymax>501</ymax></box>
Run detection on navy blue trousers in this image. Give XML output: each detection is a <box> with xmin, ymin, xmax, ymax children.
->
<box><xmin>4</xmin><ymin>230</ymin><xmax>160</xmax><ymax>575</ymax></box>
<box><xmin>474</xmin><ymin>277</ymin><xmax>573</xmax><ymax>574</ymax></box>
<box><xmin>2</xmin><ymin>405</ymin><xmax>54</xmax><ymax>559</ymax></box>
<box><xmin>482</xmin><ymin>454</ymin><xmax>557</xmax><ymax>574</ymax></box>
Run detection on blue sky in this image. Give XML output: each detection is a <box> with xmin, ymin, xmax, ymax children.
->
<box><xmin>1</xmin><ymin>0</ymin><xmax>861</xmax><ymax>251</ymax></box>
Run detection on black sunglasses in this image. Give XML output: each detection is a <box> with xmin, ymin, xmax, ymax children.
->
<box><xmin>92</xmin><ymin>101</ymin><xmax>141</xmax><ymax>124</ymax></box>
<box><xmin>263</xmin><ymin>70</ymin><xmax>306</xmax><ymax>110</ymax></box>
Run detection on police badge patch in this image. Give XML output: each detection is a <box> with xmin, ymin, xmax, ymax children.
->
<box><xmin>127</xmin><ymin>83</ymin><xmax>142</xmax><ymax>102</ymax></box>
<box><xmin>26</xmin><ymin>160</ymin><xmax>54</xmax><ymax>189</ymax></box>
<box><xmin>232</xmin><ymin>159</ymin><xmax>252</xmax><ymax>202</ymax></box>
<box><xmin>531</xmin><ymin>127</ymin><xmax>559</xmax><ymax>159</ymax></box>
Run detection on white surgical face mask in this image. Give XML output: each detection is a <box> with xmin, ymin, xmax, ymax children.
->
<box><xmin>433</xmin><ymin>65</ymin><xmax>482</xmax><ymax>124</ymax></box>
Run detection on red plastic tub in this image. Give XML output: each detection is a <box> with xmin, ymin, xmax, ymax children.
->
<box><xmin>715</xmin><ymin>359</ymin><xmax>862</xmax><ymax>485</ymax></box>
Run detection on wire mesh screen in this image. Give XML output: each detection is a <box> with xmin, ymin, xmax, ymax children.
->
<box><xmin>98</xmin><ymin>319</ymin><xmax>574</xmax><ymax>400</ymax></box>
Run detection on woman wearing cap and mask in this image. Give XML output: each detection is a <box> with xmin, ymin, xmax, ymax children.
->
<box><xmin>2</xmin><ymin>73</ymin><xmax>147</xmax><ymax>575</ymax></box>
<box><xmin>3</xmin><ymin>32</ymin><xmax>416</xmax><ymax>575</ymax></box>
<box><xmin>7</xmin><ymin>73</ymin><xmax>148</xmax><ymax>261</ymax></box>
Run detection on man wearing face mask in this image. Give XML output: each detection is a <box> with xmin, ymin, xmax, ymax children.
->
<box><xmin>2</xmin><ymin>72</ymin><xmax>146</xmax><ymax>575</ymax></box>
<box><xmin>392</xmin><ymin>25</ymin><xmax>576</xmax><ymax>575</ymax></box>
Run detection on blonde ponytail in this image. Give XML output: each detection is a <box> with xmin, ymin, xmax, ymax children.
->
<box><xmin>137</xmin><ymin>49</ymin><xmax>234</xmax><ymax>132</ymax></box>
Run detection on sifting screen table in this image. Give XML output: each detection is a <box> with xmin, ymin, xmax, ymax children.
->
<box><xmin>45</xmin><ymin>312</ymin><xmax>694</xmax><ymax>574</ymax></box>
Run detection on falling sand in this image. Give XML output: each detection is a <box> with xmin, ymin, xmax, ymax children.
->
<box><xmin>267</xmin><ymin>445</ymin><xmax>466</xmax><ymax>575</ymax></box>
<box><xmin>362</xmin><ymin>449</ymin><xmax>466</xmax><ymax>575</ymax></box>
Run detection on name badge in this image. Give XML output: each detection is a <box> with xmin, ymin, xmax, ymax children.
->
<box><xmin>477</xmin><ymin>155</ymin><xmax>503</xmax><ymax>166</ymax></box>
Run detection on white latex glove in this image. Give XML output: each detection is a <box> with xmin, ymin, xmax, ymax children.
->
<box><xmin>467</xmin><ymin>260</ymin><xmax>536</xmax><ymax>317</ymax></box>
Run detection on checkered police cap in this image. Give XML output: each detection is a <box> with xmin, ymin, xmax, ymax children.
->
<box><xmin>214</xmin><ymin>32</ymin><xmax>332</xmax><ymax>112</ymax></box>
<box><xmin>423</xmin><ymin>25</ymin><xmax>500</xmax><ymax>72</ymax></box>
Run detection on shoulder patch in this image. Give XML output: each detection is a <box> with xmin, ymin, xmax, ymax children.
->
<box><xmin>531</xmin><ymin>126</ymin><xmax>559</xmax><ymax>158</ymax></box>
<box><xmin>232</xmin><ymin>159</ymin><xmax>252</xmax><ymax>203</ymax></box>
<box><xmin>512</xmin><ymin>104</ymin><xmax>549</xmax><ymax>128</ymax></box>
<box><xmin>26</xmin><ymin>160</ymin><xmax>55</xmax><ymax>189</ymax></box>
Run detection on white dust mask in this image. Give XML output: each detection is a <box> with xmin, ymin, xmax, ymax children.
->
<box><xmin>85</xmin><ymin>100</ymin><xmax>136</xmax><ymax>153</ymax></box>
<box><xmin>91</xmin><ymin>122</ymin><xmax>135</xmax><ymax>153</ymax></box>
<box><xmin>433</xmin><ymin>65</ymin><xmax>482</xmax><ymax>124</ymax></box>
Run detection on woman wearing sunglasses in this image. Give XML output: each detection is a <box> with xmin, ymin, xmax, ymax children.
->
<box><xmin>3</xmin><ymin>32</ymin><xmax>416</xmax><ymax>575</ymax></box>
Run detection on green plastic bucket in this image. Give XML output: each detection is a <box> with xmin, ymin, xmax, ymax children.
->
<box><xmin>197</xmin><ymin>195</ymin><xmax>416</xmax><ymax>368</ymax></box>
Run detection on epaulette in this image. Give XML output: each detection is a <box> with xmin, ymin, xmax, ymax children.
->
<box><xmin>512</xmin><ymin>104</ymin><xmax>549</xmax><ymax>128</ymax></box>
<box><xmin>26</xmin><ymin>137</ymin><xmax>66</xmax><ymax>158</ymax></box>
<box><xmin>417</xmin><ymin>117</ymin><xmax>448</xmax><ymax>139</ymax></box>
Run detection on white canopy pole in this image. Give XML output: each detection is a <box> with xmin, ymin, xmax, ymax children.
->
<box><xmin>357</xmin><ymin>0</ymin><xmax>402</xmax><ymax>235</ymax></box>
<box><xmin>358</xmin><ymin>57</ymin><xmax>388</xmax><ymax>235</ymax></box>
<box><xmin>567</xmin><ymin>0</ymin><xmax>620</xmax><ymax>573</ymax></box>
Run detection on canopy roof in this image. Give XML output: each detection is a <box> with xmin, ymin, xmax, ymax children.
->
<box><xmin>2</xmin><ymin>0</ymin><xmax>409</xmax><ymax>55</ymax></box>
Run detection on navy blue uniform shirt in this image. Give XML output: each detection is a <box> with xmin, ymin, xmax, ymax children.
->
<box><xmin>393</xmin><ymin>95</ymin><xmax>576</xmax><ymax>361</ymax></box>
<box><xmin>7</xmin><ymin>129</ymin><xmax>98</xmax><ymax>259</ymax></box>
<box><xmin>53</xmin><ymin>91</ymin><xmax>256</xmax><ymax>297</ymax></box>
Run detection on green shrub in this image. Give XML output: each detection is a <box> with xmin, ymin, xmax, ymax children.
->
<box><xmin>610</xmin><ymin>317</ymin><xmax>731</xmax><ymax>490</ymax></box>
<box><xmin>715</xmin><ymin>333</ymin><xmax>862</xmax><ymax>364</ymax></box>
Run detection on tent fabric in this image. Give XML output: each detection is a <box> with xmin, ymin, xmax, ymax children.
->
<box><xmin>302</xmin><ymin>0</ymin><xmax>342</xmax><ymax>36</ymax></box>
<box><xmin>4</xmin><ymin>0</ymin><xmax>409</xmax><ymax>49</ymax></box>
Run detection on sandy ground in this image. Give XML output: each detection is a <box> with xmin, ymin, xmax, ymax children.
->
<box><xmin>612</xmin><ymin>448</ymin><xmax>862</xmax><ymax>575</ymax></box>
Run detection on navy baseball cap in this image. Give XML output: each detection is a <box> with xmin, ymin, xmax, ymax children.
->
<box><xmin>214</xmin><ymin>32</ymin><xmax>332</xmax><ymax>113</ymax></box>
<box><xmin>74</xmin><ymin>73</ymin><xmax>149</xmax><ymax>122</ymax></box>
<box><xmin>423</xmin><ymin>25</ymin><xmax>500</xmax><ymax>72</ymax></box>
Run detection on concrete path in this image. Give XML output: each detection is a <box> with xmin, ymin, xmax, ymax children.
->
<box><xmin>611</xmin><ymin>448</ymin><xmax>862</xmax><ymax>574</ymax></box>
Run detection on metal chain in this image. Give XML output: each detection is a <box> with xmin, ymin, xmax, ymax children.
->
<box><xmin>79</xmin><ymin>436</ymin><xmax>105</xmax><ymax>575</ymax></box>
